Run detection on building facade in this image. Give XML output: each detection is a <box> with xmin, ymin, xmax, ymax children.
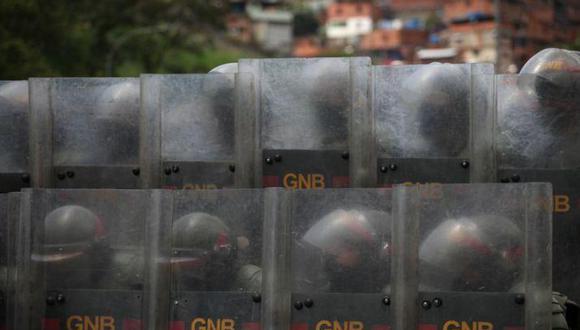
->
<box><xmin>325</xmin><ymin>3</ymin><xmax>374</xmax><ymax>46</ymax></box>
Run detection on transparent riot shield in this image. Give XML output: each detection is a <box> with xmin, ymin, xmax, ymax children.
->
<box><xmin>282</xmin><ymin>189</ymin><xmax>392</xmax><ymax>329</ymax></box>
<box><xmin>0</xmin><ymin>195</ymin><xmax>8</xmax><ymax>329</ymax></box>
<box><xmin>30</xmin><ymin>78</ymin><xmax>140</xmax><ymax>188</ymax></box>
<box><xmin>156</xmin><ymin>190</ymin><xmax>264</xmax><ymax>329</ymax></box>
<box><xmin>495</xmin><ymin>73</ymin><xmax>580</xmax><ymax>301</ymax></box>
<box><xmin>0</xmin><ymin>81</ymin><xmax>30</xmax><ymax>192</ymax></box>
<box><xmin>140</xmin><ymin>74</ymin><xmax>242</xmax><ymax>190</ymax></box>
<box><xmin>2</xmin><ymin>193</ymin><xmax>19</xmax><ymax>330</ymax></box>
<box><xmin>237</xmin><ymin>57</ymin><xmax>371</xmax><ymax>188</ymax></box>
<box><xmin>397</xmin><ymin>183</ymin><xmax>552</xmax><ymax>330</ymax></box>
<box><xmin>4</xmin><ymin>193</ymin><xmax>19</xmax><ymax>330</ymax></box>
<box><xmin>364</xmin><ymin>63</ymin><xmax>493</xmax><ymax>186</ymax></box>
<box><xmin>16</xmin><ymin>189</ymin><xmax>159</xmax><ymax>330</ymax></box>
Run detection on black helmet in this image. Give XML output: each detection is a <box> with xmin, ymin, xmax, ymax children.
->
<box><xmin>419</xmin><ymin>215</ymin><xmax>523</xmax><ymax>292</ymax></box>
<box><xmin>297</xmin><ymin>209</ymin><xmax>389</xmax><ymax>293</ymax></box>
<box><xmin>33</xmin><ymin>205</ymin><xmax>104</xmax><ymax>263</ymax></box>
<box><xmin>171</xmin><ymin>212</ymin><xmax>236</xmax><ymax>290</ymax></box>
<box><xmin>518</xmin><ymin>48</ymin><xmax>580</xmax><ymax>104</ymax></box>
<box><xmin>400</xmin><ymin>64</ymin><xmax>469</xmax><ymax>156</ymax></box>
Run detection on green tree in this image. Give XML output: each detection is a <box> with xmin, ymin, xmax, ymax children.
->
<box><xmin>0</xmin><ymin>0</ymin><xmax>243</xmax><ymax>79</ymax></box>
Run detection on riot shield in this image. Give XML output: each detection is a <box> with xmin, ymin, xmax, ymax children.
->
<box><xmin>140</xmin><ymin>74</ymin><xmax>243</xmax><ymax>190</ymax></box>
<box><xmin>237</xmin><ymin>57</ymin><xmax>371</xmax><ymax>188</ymax></box>
<box><xmin>495</xmin><ymin>73</ymin><xmax>580</xmax><ymax>301</ymax></box>
<box><xmin>156</xmin><ymin>189</ymin><xmax>264</xmax><ymax>329</ymax></box>
<box><xmin>29</xmin><ymin>78</ymin><xmax>140</xmax><ymax>188</ymax></box>
<box><xmin>283</xmin><ymin>189</ymin><xmax>392</xmax><ymax>329</ymax></box>
<box><xmin>366</xmin><ymin>63</ymin><xmax>493</xmax><ymax>186</ymax></box>
<box><xmin>0</xmin><ymin>81</ymin><xmax>29</xmax><ymax>192</ymax></box>
<box><xmin>16</xmin><ymin>189</ymin><xmax>159</xmax><ymax>330</ymax></box>
<box><xmin>397</xmin><ymin>183</ymin><xmax>552</xmax><ymax>330</ymax></box>
<box><xmin>2</xmin><ymin>193</ymin><xmax>19</xmax><ymax>330</ymax></box>
<box><xmin>0</xmin><ymin>195</ymin><xmax>8</xmax><ymax>330</ymax></box>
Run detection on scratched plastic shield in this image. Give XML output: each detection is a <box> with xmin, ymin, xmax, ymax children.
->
<box><xmin>0</xmin><ymin>195</ymin><xmax>9</xmax><ymax>329</ymax></box>
<box><xmin>496</xmin><ymin>74</ymin><xmax>580</xmax><ymax>170</ymax></box>
<box><xmin>40</xmin><ymin>78</ymin><xmax>140</xmax><ymax>188</ymax></box>
<box><xmin>0</xmin><ymin>81</ymin><xmax>29</xmax><ymax>192</ymax></box>
<box><xmin>238</xmin><ymin>57</ymin><xmax>371</xmax><ymax>188</ymax></box>
<box><xmin>406</xmin><ymin>183</ymin><xmax>551</xmax><ymax>330</ymax></box>
<box><xmin>287</xmin><ymin>189</ymin><xmax>392</xmax><ymax>329</ymax></box>
<box><xmin>496</xmin><ymin>73</ymin><xmax>580</xmax><ymax>301</ymax></box>
<box><xmin>372</xmin><ymin>64</ymin><xmax>493</xmax><ymax>184</ymax></box>
<box><xmin>141</xmin><ymin>74</ymin><xmax>237</xmax><ymax>189</ymax></box>
<box><xmin>17</xmin><ymin>189</ymin><xmax>155</xmax><ymax>330</ymax></box>
<box><xmin>159</xmin><ymin>189</ymin><xmax>264</xmax><ymax>330</ymax></box>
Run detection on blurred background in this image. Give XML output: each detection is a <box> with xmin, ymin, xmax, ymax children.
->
<box><xmin>0</xmin><ymin>0</ymin><xmax>578</xmax><ymax>79</ymax></box>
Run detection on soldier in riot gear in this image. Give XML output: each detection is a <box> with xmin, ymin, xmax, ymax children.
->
<box><xmin>33</xmin><ymin>205</ymin><xmax>145</xmax><ymax>290</ymax></box>
<box><xmin>518</xmin><ymin>48</ymin><xmax>580</xmax><ymax>103</ymax></box>
<box><xmin>398</xmin><ymin>64</ymin><xmax>469</xmax><ymax>157</ymax></box>
<box><xmin>171</xmin><ymin>212</ymin><xmax>261</xmax><ymax>292</ymax></box>
<box><xmin>419</xmin><ymin>215</ymin><xmax>523</xmax><ymax>292</ymax></box>
<box><xmin>294</xmin><ymin>209</ymin><xmax>390</xmax><ymax>293</ymax></box>
<box><xmin>32</xmin><ymin>205</ymin><xmax>106</xmax><ymax>288</ymax></box>
<box><xmin>500</xmin><ymin>49</ymin><xmax>580</xmax><ymax>169</ymax></box>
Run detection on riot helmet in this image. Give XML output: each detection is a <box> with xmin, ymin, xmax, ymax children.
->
<box><xmin>501</xmin><ymin>49</ymin><xmax>580</xmax><ymax>168</ymax></box>
<box><xmin>32</xmin><ymin>205</ymin><xmax>105</xmax><ymax>288</ymax></box>
<box><xmin>518</xmin><ymin>48</ymin><xmax>580</xmax><ymax>104</ymax></box>
<box><xmin>400</xmin><ymin>64</ymin><xmax>469</xmax><ymax>156</ymax></box>
<box><xmin>171</xmin><ymin>212</ymin><xmax>236</xmax><ymax>291</ymax></box>
<box><xmin>33</xmin><ymin>205</ymin><xmax>104</xmax><ymax>263</ymax></box>
<box><xmin>296</xmin><ymin>209</ymin><xmax>389</xmax><ymax>293</ymax></box>
<box><xmin>209</xmin><ymin>63</ymin><xmax>238</xmax><ymax>73</ymax></box>
<box><xmin>419</xmin><ymin>215</ymin><xmax>523</xmax><ymax>292</ymax></box>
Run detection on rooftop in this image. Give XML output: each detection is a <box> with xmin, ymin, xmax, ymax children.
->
<box><xmin>247</xmin><ymin>5</ymin><xmax>293</xmax><ymax>23</ymax></box>
<box><xmin>326</xmin><ymin>2</ymin><xmax>373</xmax><ymax>21</ymax></box>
